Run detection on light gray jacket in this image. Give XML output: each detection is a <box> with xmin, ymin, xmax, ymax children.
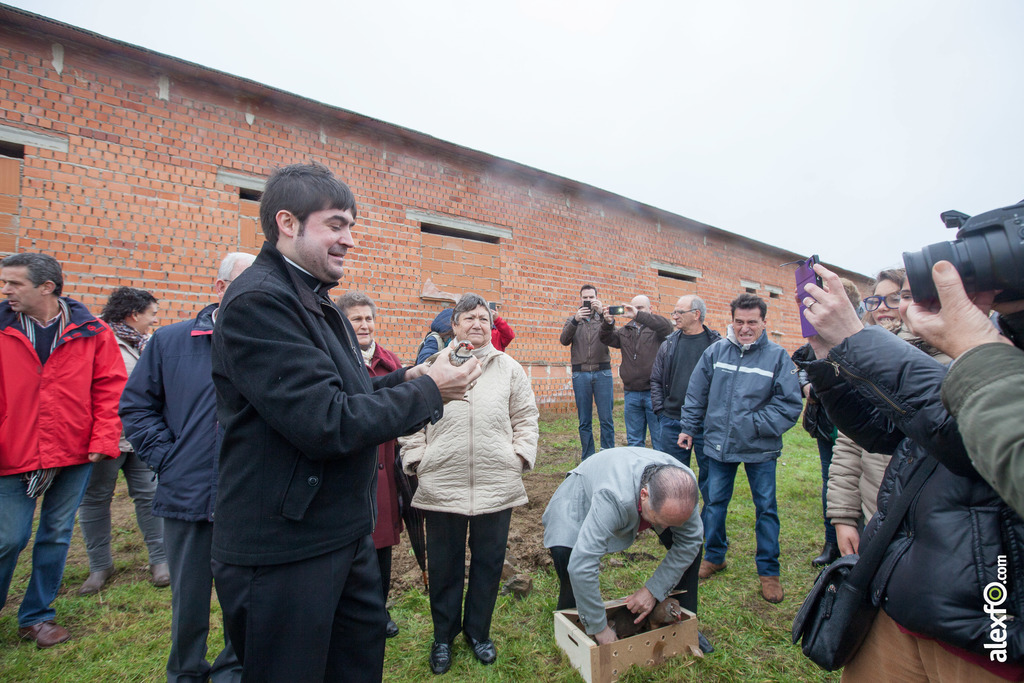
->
<box><xmin>542</xmin><ymin>447</ymin><xmax>703</xmax><ymax>635</ymax></box>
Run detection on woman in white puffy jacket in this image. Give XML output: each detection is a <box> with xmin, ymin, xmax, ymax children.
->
<box><xmin>400</xmin><ymin>293</ymin><xmax>539</xmax><ymax>675</ymax></box>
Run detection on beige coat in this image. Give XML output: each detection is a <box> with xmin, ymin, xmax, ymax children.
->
<box><xmin>826</xmin><ymin>432</ymin><xmax>891</xmax><ymax>527</ymax></box>
<box><xmin>400</xmin><ymin>345</ymin><xmax>539</xmax><ymax>516</ymax></box>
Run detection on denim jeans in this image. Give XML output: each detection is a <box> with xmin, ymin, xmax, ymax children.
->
<box><xmin>624</xmin><ymin>391</ymin><xmax>659</xmax><ymax>448</ymax></box>
<box><xmin>0</xmin><ymin>462</ymin><xmax>93</xmax><ymax>627</ymax></box>
<box><xmin>572</xmin><ymin>369</ymin><xmax>615</xmax><ymax>459</ymax></box>
<box><xmin>703</xmin><ymin>458</ymin><xmax>780</xmax><ymax>576</ymax></box>
<box><xmin>658</xmin><ymin>415</ymin><xmax>709</xmax><ymax>531</ymax></box>
<box><xmin>816</xmin><ymin>437</ymin><xmax>837</xmax><ymax>546</ymax></box>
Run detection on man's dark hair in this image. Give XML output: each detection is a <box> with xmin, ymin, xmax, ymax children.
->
<box><xmin>100</xmin><ymin>287</ymin><xmax>158</xmax><ymax>324</ymax></box>
<box><xmin>580</xmin><ymin>284</ymin><xmax>597</xmax><ymax>296</ymax></box>
<box><xmin>336</xmin><ymin>291</ymin><xmax>376</xmax><ymax>317</ymax></box>
<box><xmin>259</xmin><ymin>163</ymin><xmax>358</xmax><ymax>245</ymax></box>
<box><xmin>730</xmin><ymin>292</ymin><xmax>767</xmax><ymax>319</ymax></box>
<box><xmin>640</xmin><ymin>464</ymin><xmax>697</xmax><ymax>514</ymax></box>
<box><xmin>1</xmin><ymin>253</ymin><xmax>64</xmax><ymax>296</ymax></box>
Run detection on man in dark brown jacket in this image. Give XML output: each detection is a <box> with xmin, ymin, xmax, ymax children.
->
<box><xmin>600</xmin><ymin>295</ymin><xmax>672</xmax><ymax>448</ymax></box>
<box><xmin>560</xmin><ymin>284</ymin><xmax>613</xmax><ymax>459</ymax></box>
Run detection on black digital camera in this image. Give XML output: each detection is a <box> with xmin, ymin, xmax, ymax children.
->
<box><xmin>903</xmin><ymin>199</ymin><xmax>1024</xmax><ymax>303</ymax></box>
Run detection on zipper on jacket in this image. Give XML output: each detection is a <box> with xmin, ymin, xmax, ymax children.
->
<box><xmin>468</xmin><ymin>391</ymin><xmax>475</xmax><ymax>516</ymax></box>
<box><xmin>826</xmin><ymin>360</ymin><xmax>907</xmax><ymax>417</ymax></box>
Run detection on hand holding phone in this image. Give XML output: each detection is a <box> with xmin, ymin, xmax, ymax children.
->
<box><xmin>607</xmin><ymin>305</ymin><xmax>625</xmax><ymax>316</ymax></box>
<box><xmin>795</xmin><ymin>255</ymin><xmax>822</xmax><ymax>337</ymax></box>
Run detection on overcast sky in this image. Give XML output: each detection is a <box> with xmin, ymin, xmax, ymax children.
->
<box><xmin>11</xmin><ymin>0</ymin><xmax>1024</xmax><ymax>276</ymax></box>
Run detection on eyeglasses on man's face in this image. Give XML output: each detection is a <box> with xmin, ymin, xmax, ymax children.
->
<box><xmin>863</xmin><ymin>293</ymin><xmax>906</xmax><ymax>311</ymax></box>
<box><xmin>672</xmin><ymin>308</ymin><xmax>697</xmax><ymax>317</ymax></box>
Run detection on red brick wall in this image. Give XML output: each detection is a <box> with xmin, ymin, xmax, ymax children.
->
<box><xmin>0</xmin><ymin>14</ymin><xmax>870</xmax><ymax>407</ymax></box>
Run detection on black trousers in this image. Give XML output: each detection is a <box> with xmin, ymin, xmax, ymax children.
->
<box><xmin>376</xmin><ymin>546</ymin><xmax>392</xmax><ymax>604</ymax></box>
<box><xmin>424</xmin><ymin>508</ymin><xmax>512</xmax><ymax>644</ymax></box>
<box><xmin>163</xmin><ymin>519</ymin><xmax>240</xmax><ymax>683</ymax></box>
<box><xmin>212</xmin><ymin>535</ymin><xmax>386</xmax><ymax>683</ymax></box>
<box><xmin>550</xmin><ymin>530</ymin><xmax>703</xmax><ymax>614</ymax></box>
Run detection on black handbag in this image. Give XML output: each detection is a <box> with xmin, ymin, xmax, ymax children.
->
<box><xmin>792</xmin><ymin>457</ymin><xmax>938</xmax><ymax>671</ymax></box>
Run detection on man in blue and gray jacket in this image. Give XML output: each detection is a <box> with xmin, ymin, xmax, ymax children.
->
<box><xmin>678</xmin><ymin>293</ymin><xmax>802</xmax><ymax>604</ymax></box>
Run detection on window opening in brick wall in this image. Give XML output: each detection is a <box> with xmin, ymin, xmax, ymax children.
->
<box><xmin>0</xmin><ymin>142</ymin><xmax>25</xmax><ymax>159</ymax></box>
<box><xmin>421</xmin><ymin>222</ymin><xmax>500</xmax><ymax>245</ymax></box>
<box><xmin>238</xmin><ymin>192</ymin><xmax>262</xmax><ymax>252</ymax></box>
<box><xmin>0</xmin><ymin>147</ymin><xmax>23</xmax><ymax>254</ymax></box>
<box><xmin>657</xmin><ymin>269</ymin><xmax>697</xmax><ymax>284</ymax></box>
<box><xmin>420</xmin><ymin>226</ymin><xmax>501</xmax><ymax>303</ymax></box>
<box><xmin>656</xmin><ymin>272</ymin><xmax>697</xmax><ymax>318</ymax></box>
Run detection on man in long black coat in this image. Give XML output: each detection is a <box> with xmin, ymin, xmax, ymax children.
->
<box><xmin>210</xmin><ymin>163</ymin><xmax>480</xmax><ymax>682</ymax></box>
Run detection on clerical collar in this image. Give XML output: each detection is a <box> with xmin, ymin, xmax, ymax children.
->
<box><xmin>281</xmin><ymin>255</ymin><xmax>337</xmax><ymax>294</ymax></box>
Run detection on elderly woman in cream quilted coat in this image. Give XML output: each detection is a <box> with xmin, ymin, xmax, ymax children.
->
<box><xmin>400</xmin><ymin>293</ymin><xmax>539</xmax><ymax>675</ymax></box>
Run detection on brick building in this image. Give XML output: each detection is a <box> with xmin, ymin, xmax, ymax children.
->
<box><xmin>0</xmin><ymin>6</ymin><xmax>868</xmax><ymax>407</ymax></box>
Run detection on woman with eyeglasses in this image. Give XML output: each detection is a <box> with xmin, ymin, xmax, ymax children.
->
<box><xmin>826</xmin><ymin>268</ymin><xmax>950</xmax><ymax>560</ymax></box>
<box><xmin>861</xmin><ymin>268</ymin><xmax>906</xmax><ymax>331</ymax></box>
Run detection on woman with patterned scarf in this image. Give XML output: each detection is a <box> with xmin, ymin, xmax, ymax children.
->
<box><xmin>77</xmin><ymin>287</ymin><xmax>168</xmax><ymax>595</ymax></box>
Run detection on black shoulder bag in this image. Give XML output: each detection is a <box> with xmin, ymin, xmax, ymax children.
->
<box><xmin>792</xmin><ymin>457</ymin><xmax>938</xmax><ymax>671</ymax></box>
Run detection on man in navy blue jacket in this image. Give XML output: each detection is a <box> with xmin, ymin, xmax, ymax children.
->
<box><xmin>678</xmin><ymin>293</ymin><xmax>802</xmax><ymax>603</ymax></box>
<box><xmin>120</xmin><ymin>251</ymin><xmax>253</xmax><ymax>683</ymax></box>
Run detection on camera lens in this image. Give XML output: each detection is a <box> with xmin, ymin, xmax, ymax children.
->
<box><xmin>903</xmin><ymin>202</ymin><xmax>1024</xmax><ymax>303</ymax></box>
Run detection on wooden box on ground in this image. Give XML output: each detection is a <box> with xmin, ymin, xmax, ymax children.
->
<box><xmin>553</xmin><ymin>593</ymin><xmax>701</xmax><ymax>683</ymax></box>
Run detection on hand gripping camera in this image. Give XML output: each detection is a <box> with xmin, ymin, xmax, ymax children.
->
<box><xmin>903</xmin><ymin>198</ymin><xmax>1024</xmax><ymax>303</ymax></box>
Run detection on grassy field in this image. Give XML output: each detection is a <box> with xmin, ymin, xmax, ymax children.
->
<box><xmin>0</xmin><ymin>406</ymin><xmax>840</xmax><ymax>682</ymax></box>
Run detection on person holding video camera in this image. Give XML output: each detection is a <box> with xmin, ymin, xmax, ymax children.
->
<box><xmin>560</xmin><ymin>284</ymin><xmax>614</xmax><ymax>460</ymax></box>
<box><xmin>800</xmin><ymin>252</ymin><xmax>1024</xmax><ymax>680</ymax></box>
<box><xmin>599</xmin><ymin>295</ymin><xmax>672</xmax><ymax>449</ymax></box>
<box><xmin>907</xmin><ymin>259</ymin><xmax>1024</xmax><ymax>518</ymax></box>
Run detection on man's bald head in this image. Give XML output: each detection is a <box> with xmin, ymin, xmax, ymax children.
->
<box><xmin>631</xmin><ymin>295</ymin><xmax>652</xmax><ymax>313</ymax></box>
<box><xmin>641</xmin><ymin>464</ymin><xmax>698</xmax><ymax>528</ymax></box>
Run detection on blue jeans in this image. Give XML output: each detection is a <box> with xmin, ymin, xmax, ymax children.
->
<box><xmin>704</xmin><ymin>458</ymin><xmax>780</xmax><ymax>576</ymax></box>
<box><xmin>0</xmin><ymin>462</ymin><xmax>93</xmax><ymax>627</ymax></box>
<box><xmin>658</xmin><ymin>415</ymin><xmax>709</xmax><ymax>531</ymax></box>
<box><xmin>624</xmin><ymin>391</ymin><xmax>659</xmax><ymax>448</ymax></box>
<box><xmin>816</xmin><ymin>438</ymin><xmax>837</xmax><ymax>546</ymax></box>
<box><xmin>572</xmin><ymin>369</ymin><xmax>614</xmax><ymax>459</ymax></box>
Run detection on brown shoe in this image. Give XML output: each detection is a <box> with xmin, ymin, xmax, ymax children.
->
<box><xmin>150</xmin><ymin>563</ymin><xmax>170</xmax><ymax>588</ymax></box>
<box><xmin>698</xmin><ymin>560</ymin><xmax>727</xmax><ymax>579</ymax></box>
<box><xmin>18</xmin><ymin>620</ymin><xmax>71</xmax><ymax>648</ymax></box>
<box><xmin>759</xmin><ymin>575</ymin><xmax>784</xmax><ymax>603</ymax></box>
<box><xmin>78</xmin><ymin>567</ymin><xmax>115</xmax><ymax>595</ymax></box>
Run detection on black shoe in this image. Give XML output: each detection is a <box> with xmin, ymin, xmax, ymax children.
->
<box><xmin>464</xmin><ymin>634</ymin><xmax>497</xmax><ymax>665</ymax></box>
<box><xmin>812</xmin><ymin>542</ymin><xmax>840</xmax><ymax>567</ymax></box>
<box><xmin>385</xmin><ymin>618</ymin><xmax>400</xmax><ymax>638</ymax></box>
<box><xmin>698</xmin><ymin>631</ymin><xmax>715</xmax><ymax>654</ymax></box>
<box><xmin>429</xmin><ymin>641</ymin><xmax>452</xmax><ymax>675</ymax></box>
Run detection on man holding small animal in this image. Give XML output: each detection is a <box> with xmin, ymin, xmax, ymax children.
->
<box><xmin>542</xmin><ymin>448</ymin><xmax>711</xmax><ymax>651</ymax></box>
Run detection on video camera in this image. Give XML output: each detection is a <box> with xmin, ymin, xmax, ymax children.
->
<box><xmin>903</xmin><ymin>199</ymin><xmax>1024</xmax><ymax>303</ymax></box>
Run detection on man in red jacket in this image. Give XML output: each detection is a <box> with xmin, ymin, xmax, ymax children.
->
<box><xmin>0</xmin><ymin>253</ymin><xmax>126</xmax><ymax>648</ymax></box>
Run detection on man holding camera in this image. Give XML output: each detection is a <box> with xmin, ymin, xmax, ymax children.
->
<box><xmin>560</xmin><ymin>285</ymin><xmax>614</xmax><ymax>460</ymax></box>
<box><xmin>907</xmin><ymin>260</ymin><xmax>1024</xmax><ymax>518</ymax></box>
<box><xmin>599</xmin><ymin>295</ymin><xmax>672</xmax><ymax>449</ymax></box>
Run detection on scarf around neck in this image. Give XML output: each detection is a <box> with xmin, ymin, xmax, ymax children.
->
<box><xmin>109</xmin><ymin>321</ymin><xmax>148</xmax><ymax>352</ymax></box>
